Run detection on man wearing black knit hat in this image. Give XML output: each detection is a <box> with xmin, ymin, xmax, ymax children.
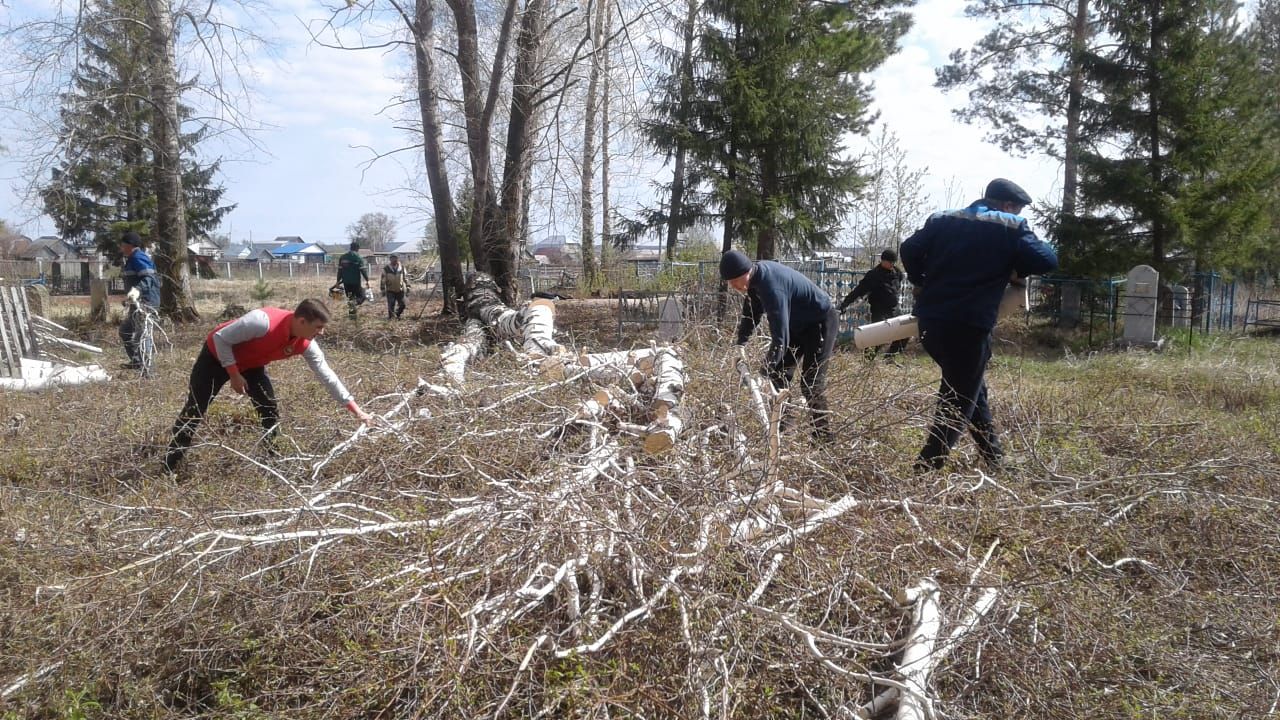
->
<box><xmin>900</xmin><ymin>177</ymin><xmax>1058</xmax><ymax>472</ymax></box>
<box><xmin>839</xmin><ymin>248</ymin><xmax>908</xmax><ymax>361</ymax></box>
<box><xmin>720</xmin><ymin>249</ymin><xmax>838</xmax><ymax>440</ymax></box>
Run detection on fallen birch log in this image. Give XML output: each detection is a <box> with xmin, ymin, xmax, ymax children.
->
<box><xmin>857</xmin><ymin>587</ymin><xmax>1000</xmax><ymax>719</ymax></box>
<box><xmin>892</xmin><ymin>579</ymin><xmax>942</xmax><ymax>720</ymax></box>
<box><xmin>0</xmin><ymin>359</ymin><xmax>109</xmax><ymax>391</ymax></box>
<box><xmin>521</xmin><ymin>298</ymin><xmax>559</xmax><ymax>356</ymax></box>
<box><xmin>643</xmin><ymin>346</ymin><xmax>685</xmax><ymax>454</ymax></box>
<box><xmin>643</xmin><ymin>403</ymin><xmax>684</xmax><ymax>454</ymax></box>
<box><xmin>440</xmin><ymin>318</ymin><xmax>486</xmax><ymax>385</ymax></box>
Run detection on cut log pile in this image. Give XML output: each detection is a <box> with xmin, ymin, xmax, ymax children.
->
<box><xmin>69</xmin><ymin>274</ymin><xmax>1006</xmax><ymax>718</ymax></box>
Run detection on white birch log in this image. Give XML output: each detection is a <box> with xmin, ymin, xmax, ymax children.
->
<box><xmin>491</xmin><ymin>308</ymin><xmax>524</xmax><ymax>340</ymax></box>
<box><xmin>894</xmin><ymin>579</ymin><xmax>942</xmax><ymax>720</ymax></box>
<box><xmin>643</xmin><ymin>403</ymin><xmax>684</xmax><ymax>454</ymax></box>
<box><xmin>0</xmin><ymin>360</ymin><xmax>109</xmax><ymax>390</ymax></box>
<box><xmin>521</xmin><ymin>298</ymin><xmax>559</xmax><ymax>356</ymax></box>
<box><xmin>650</xmin><ymin>346</ymin><xmax>683</xmax><ymax>408</ymax></box>
<box><xmin>35</xmin><ymin>334</ymin><xmax>104</xmax><ymax>354</ymax></box>
<box><xmin>643</xmin><ymin>347</ymin><xmax>685</xmax><ymax>453</ymax></box>
<box><xmin>857</xmin><ymin>587</ymin><xmax>999</xmax><ymax>719</ymax></box>
<box><xmin>440</xmin><ymin>318</ymin><xmax>486</xmax><ymax>385</ymax></box>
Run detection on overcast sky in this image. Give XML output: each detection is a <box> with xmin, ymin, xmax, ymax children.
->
<box><xmin>0</xmin><ymin>0</ymin><xmax>1061</xmax><ymax>246</ymax></box>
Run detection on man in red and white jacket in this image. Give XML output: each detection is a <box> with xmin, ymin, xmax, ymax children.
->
<box><xmin>163</xmin><ymin>298</ymin><xmax>373</xmax><ymax>473</ymax></box>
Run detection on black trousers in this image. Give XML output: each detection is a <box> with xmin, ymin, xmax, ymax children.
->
<box><xmin>768</xmin><ymin>306</ymin><xmax>839</xmax><ymax>435</ymax></box>
<box><xmin>385</xmin><ymin>290</ymin><xmax>406</xmax><ymax>318</ymax></box>
<box><xmin>868</xmin><ymin>305</ymin><xmax>909</xmax><ymax>356</ymax></box>
<box><xmin>166</xmin><ymin>346</ymin><xmax>279</xmax><ymax>462</ymax></box>
<box><xmin>119</xmin><ymin>304</ymin><xmax>150</xmax><ymax>364</ymax></box>
<box><xmin>343</xmin><ymin>282</ymin><xmax>364</xmax><ymax>316</ymax></box>
<box><xmin>917</xmin><ymin>318</ymin><xmax>1002</xmax><ymax>464</ymax></box>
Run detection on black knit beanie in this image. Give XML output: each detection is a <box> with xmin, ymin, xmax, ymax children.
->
<box><xmin>719</xmin><ymin>250</ymin><xmax>753</xmax><ymax>281</ymax></box>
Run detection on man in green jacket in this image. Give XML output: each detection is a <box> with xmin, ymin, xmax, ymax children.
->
<box><xmin>333</xmin><ymin>242</ymin><xmax>370</xmax><ymax>318</ymax></box>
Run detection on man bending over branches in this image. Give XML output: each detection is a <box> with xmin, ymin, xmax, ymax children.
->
<box><xmin>162</xmin><ymin>299</ymin><xmax>373</xmax><ymax>473</ymax></box>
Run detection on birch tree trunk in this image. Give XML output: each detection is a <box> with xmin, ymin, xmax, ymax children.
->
<box><xmin>444</xmin><ymin>0</ymin><xmax>517</xmax><ymax>296</ymax></box>
<box><xmin>499</xmin><ymin>0</ymin><xmax>547</xmax><ymax>303</ymax></box>
<box><xmin>144</xmin><ymin>0</ymin><xmax>198</xmax><ymax>322</ymax></box>
<box><xmin>599</xmin><ymin>2</ymin><xmax>612</xmax><ymax>270</ymax></box>
<box><xmin>413</xmin><ymin>0</ymin><xmax>464</xmax><ymax>314</ymax></box>
<box><xmin>579</xmin><ymin>0</ymin><xmax>608</xmax><ymax>286</ymax></box>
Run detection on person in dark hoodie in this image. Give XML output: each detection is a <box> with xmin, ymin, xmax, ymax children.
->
<box><xmin>839</xmin><ymin>248</ymin><xmax>907</xmax><ymax>360</ymax></box>
<box><xmin>117</xmin><ymin>231</ymin><xmax>161</xmax><ymax>370</ymax></box>
<box><xmin>721</xmin><ymin>249</ymin><xmax>838</xmax><ymax>440</ymax></box>
<box><xmin>900</xmin><ymin>178</ymin><xmax>1058</xmax><ymax>472</ymax></box>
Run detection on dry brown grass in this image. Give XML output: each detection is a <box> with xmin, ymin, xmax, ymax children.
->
<box><xmin>2</xmin><ymin>281</ymin><xmax>1279</xmax><ymax>719</ymax></box>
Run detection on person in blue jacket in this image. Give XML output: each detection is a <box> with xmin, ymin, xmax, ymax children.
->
<box><xmin>900</xmin><ymin>178</ymin><xmax>1059</xmax><ymax>472</ymax></box>
<box><xmin>721</xmin><ymin>249</ymin><xmax>839</xmax><ymax>440</ymax></box>
<box><xmin>118</xmin><ymin>231</ymin><xmax>161</xmax><ymax>370</ymax></box>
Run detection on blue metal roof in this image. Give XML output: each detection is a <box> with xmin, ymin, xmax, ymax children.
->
<box><xmin>273</xmin><ymin>243</ymin><xmax>324</xmax><ymax>255</ymax></box>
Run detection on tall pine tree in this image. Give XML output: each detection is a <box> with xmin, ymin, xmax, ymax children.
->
<box><xmin>39</xmin><ymin>0</ymin><xmax>233</xmax><ymax>259</ymax></box>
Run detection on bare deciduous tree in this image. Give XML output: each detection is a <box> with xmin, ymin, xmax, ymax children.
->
<box><xmin>346</xmin><ymin>211</ymin><xmax>399</xmax><ymax>252</ymax></box>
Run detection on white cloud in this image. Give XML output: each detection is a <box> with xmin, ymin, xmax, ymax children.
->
<box><xmin>865</xmin><ymin>0</ymin><xmax>1062</xmax><ymax>228</ymax></box>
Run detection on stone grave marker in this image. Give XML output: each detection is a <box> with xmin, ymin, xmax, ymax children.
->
<box><xmin>657</xmin><ymin>296</ymin><xmax>683</xmax><ymax>342</ymax></box>
<box><xmin>1059</xmin><ymin>283</ymin><xmax>1082</xmax><ymax>327</ymax></box>
<box><xmin>1172</xmin><ymin>285</ymin><xmax>1190</xmax><ymax>328</ymax></box>
<box><xmin>1123</xmin><ymin>265</ymin><xmax>1158</xmax><ymax>344</ymax></box>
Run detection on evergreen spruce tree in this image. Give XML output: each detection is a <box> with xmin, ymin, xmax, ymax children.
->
<box><xmin>1244</xmin><ymin>0</ymin><xmax>1280</xmax><ymax>276</ymax></box>
<box><xmin>694</xmin><ymin>0</ymin><xmax>910</xmax><ymax>259</ymax></box>
<box><xmin>1073</xmin><ymin>0</ymin><xmax>1278</xmax><ymax>277</ymax></box>
<box><xmin>39</xmin><ymin>0</ymin><xmax>233</xmax><ymax>259</ymax></box>
<box><xmin>636</xmin><ymin>0</ymin><xmax>909</xmax><ymax>261</ymax></box>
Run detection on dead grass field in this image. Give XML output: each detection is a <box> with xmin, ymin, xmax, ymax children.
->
<box><xmin>2</xmin><ymin>278</ymin><xmax>1279</xmax><ymax>719</ymax></box>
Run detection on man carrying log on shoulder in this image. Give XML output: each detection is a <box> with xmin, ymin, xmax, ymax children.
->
<box><xmin>721</xmin><ymin>248</ymin><xmax>839</xmax><ymax>441</ymax></box>
<box><xmin>162</xmin><ymin>298</ymin><xmax>373</xmax><ymax>473</ymax></box>
<box><xmin>901</xmin><ymin>178</ymin><xmax>1058</xmax><ymax>473</ymax></box>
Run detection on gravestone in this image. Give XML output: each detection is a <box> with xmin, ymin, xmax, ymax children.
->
<box><xmin>1171</xmin><ymin>285</ymin><xmax>1190</xmax><ymax>328</ymax></box>
<box><xmin>1059</xmin><ymin>283</ymin><xmax>1082</xmax><ymax>328</ymax></box>
<box><xmin>90</xmin><ymin>279</ymin><xmax>108</xmax><ymax>323</ymax></box>
<box><xmin>24</xmin><ymin>284</ymin><xmax>49</xmax><ymax>317</ymax></box>
<box><xmin>1123</xmin><ymin>265</ymin><xmax>1158</xmax><ymax>344</ymax></box>
<box><xmin>657</xmin><ymin>296</ymin><xmax>683</xmax><ymax>342</ymax></box>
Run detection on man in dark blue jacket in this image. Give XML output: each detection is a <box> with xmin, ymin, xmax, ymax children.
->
<box><xmin>900</xmin><ymin>178</ymin><xmax>1058</xmax><ymax>471</ymax></box>
<box><xmin>721</xmin><ymin>249</ymin><xmax>839</xmax><ymax>439</ymax></box>
<box><xmin>118</xmin><ymin>231</ymin><xmax>161</xmax><ymax>370</ymax></box>
<box><xmin>839</xmin><ymin>248</ymin><xmax>908</xmax><ymax>359</ymax></box>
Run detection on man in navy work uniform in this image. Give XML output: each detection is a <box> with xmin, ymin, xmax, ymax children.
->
<box><xmin>838</xmin><ymin>248</ymin><xmax>908</xmax><ymax>360</ymax></box>
<box><xmin>721</xmin><ymin>249</ymin><xmax>839</xmax><ymax>440</ymax></box>
<box><xmin>118</xmin><ymin>231</ymin><xmax>161</xmax><ymax>370</ymax></box>
<box><xmin>900</xmin><ymin>178</ymin><xmax>1058</xmax><ymax>472</ymax></box>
